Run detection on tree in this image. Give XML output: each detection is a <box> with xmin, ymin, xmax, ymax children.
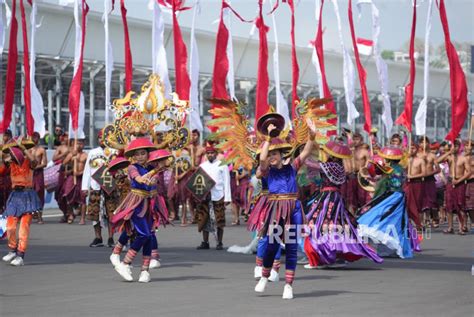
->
<box><xmin>381</xmin><ymin>50</ymin><xmax>394</xmax><ymax>60</ymax></box>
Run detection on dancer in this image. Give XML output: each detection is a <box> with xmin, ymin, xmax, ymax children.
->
<box><xmin>464</xmin><ymin>142</ymin><xmax>474</xmax><ymax>229</ymax></box>
<box><xmin>230</xmin><ymin>166</ymin><xmax>251</xmax><ymax>225</ymax></box>
<box><xmin>110</xmin><ymin>150</ymin><xmax>171</xmax><ymax>270</ymax></box>
<box><xmin>437</xmin><ymin>139</ymin><xmax>471</xmax><ymax>234</ymax></box>
<box><xmin>196</xmin><ymin>145</ymin><xmax>231</xmax><ymax>250</ymax></box>
<box><xmin>82</xmin><ymin>130</ymin><xmax>117</xmax><ymax>247</ymax></box>
<box><xmin>62</xmin><ymin>139</ymin><xmax>87</xmax><ymax>224</ymax></box>
<box><xmin>419</xmin><ymin>137</ymin><xmax>441</xmax><ymax>228</ymax></box>
<box><xmin>303</xmin><ymin>140</ymin><xmax>383</xmax><ymax>268</ymax></box>
<box><xmin>29</xmin><ymin>132</ymin><xmax>47</xmax><ymax>224</ymax></box>
<box><xmin>351</xmin><ymin>132</ymin><xmax>371</xmax><ymax>209</ymax></box>
<box><xmin>404</xmin><ymin>143</ymin><xmax>425</xmax><ymax>230</ymax></box>
<box><xmin>2</xmin><ymin>143</ymin><xmax>41</xmax><ymax>266</ymax></box>
<box><xmin>112</xmin><ymin>138</ymin><xmax>168</xmax><ymax>282</ymax></box>
<box><xmin>253</xmin><ymin>120</ymin><xmax>315</xmax><ymax>300</ymax></box>
<box><xmin>357</xmin><ymin>146</ymin><xmax>420</xmax><ymax>258</ymax></box>
<box><xmin>52</xmin><ymin>133</ymin><xmax>70</xmax><ymax>222</ymax></box>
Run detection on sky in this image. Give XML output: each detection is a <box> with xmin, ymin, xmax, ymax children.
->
<box><xmin>65</xmin><ymin>0</ymin><xmax>474</xmax><ymax>54</ymax></box>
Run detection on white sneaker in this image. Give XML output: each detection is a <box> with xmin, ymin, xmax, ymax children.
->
<box><xmin>10</xmin><ymin>256</ymin><xmax>24</xmax><ymax>266</ymax></box>
<box><xmin>254</xmin><ymin>266</ymin><xmax>262</xmax><ymax>280</ymax></box>
<box><xmin>149</xmin><ymin>259</ymin><xmax>161</xmax><ymax>269</ymax></box>
<box><xmin>138</xmin><ymin>270</ymin><xmax>151</xmax><ymax>283</ymax></box>
<box><xmin>2</xmin><ymin>252</ymin><xmax>16</xmax><ymax>263</ymax></box>
<box><xmin>268</xmin><ymin>269</ymin><xmax>279</xmax><ymax>282</ymax></box>
<box><xmin>282</xmin><ymin>284</ymin><xmax>294</xmax><ymax>299</ymax></box>
<box><xmin>115</xmin><ymin>262</ymin><xmax>133</xmax><ymax>282</ymax></box>
<box><xmin>304</xmin><ymin>264</ymin><xmax>318</xmax><ymax>270</ymax></box>
<box><xmin>110</xmin><ymin>254</ymin><xmax>120</xmax><ymax>267</ymax></box>
<box><xmin>254</xmin><ymin>277</ymin><xmax>268</xmax><ymax>293</ymax></box>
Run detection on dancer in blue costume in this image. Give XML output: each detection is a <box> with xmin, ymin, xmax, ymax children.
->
<box><xmin>112</xmin><ymin>138</ymin><xmax>168</xmax><ymax>283</ymax></box>
<box><xmin>357</xmin><ymin>146</ymin><xmax>421</xmax><ymax>259</ymax></box>
<box><xmin>304</xmin><ymin>141</ymin><xmax>383</xmax><ymax>269</ymax></box>
<box><xmin>254</xmin><ymin>120</ymin><xmax>316</xmax><ymax>300</ymax></box>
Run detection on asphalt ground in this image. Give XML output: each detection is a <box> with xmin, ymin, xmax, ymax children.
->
<box><xmin>0</xmin><ymin>209</ymin><xmax>473</xmax><ymax>317</ymax></box>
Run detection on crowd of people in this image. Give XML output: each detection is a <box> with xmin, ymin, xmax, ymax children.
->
<box><xmin>0</xmin><ymin>113</ymin><xmax>472</xmax><ymax>299</ymax></box>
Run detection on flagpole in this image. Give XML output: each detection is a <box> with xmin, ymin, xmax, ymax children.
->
<box><xmin>468</xmin><ymin>115</ymin><xmax>474</xmax><ymax>148</ymax></box>
<box><xmin>73</xmin><ymin>134</ymin><xmax>77</xmax><ymax>185</ymax></box>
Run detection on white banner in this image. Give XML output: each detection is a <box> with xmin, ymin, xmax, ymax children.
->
<box><xmin>269</xmin><ymin>0</ymin><xmax>290</xmax><ymax>127</ymax></box>
<box><xmin>331</xmin><ymin>0</ymin><xmax>359</xmax><ymax>127</ymax></box>
<box><xmin>30</xmin><ymin>1</ymin><xmax>46</xmax><ymax>136</ymax></box>
<box><xmin>103</xmin><ymin>0</ymin><xmax>114</xmax><ymax>124</ymax></box>
<box><xmin>415</xmin><ymin>0</ymin><xmax>433</xmax><ymax>136</ymax></box>
<box><xmin>188</xmin><ymin>0</ymin><xmax>203</xmax><ymax>132</ymax></box>
<box><xmin>0</xmin><ymin>0</ymin><xmax>12</xmax><ymax>58</ymax></box>
<box><xmin>312</xmin><ymin>0</ymin><xmax>324</xmax><ymax>99</ymax></box>
<box><xmin>151</xmin><ymin>0</ymin><xmax>171</xmax><ymax>98</ymax></box>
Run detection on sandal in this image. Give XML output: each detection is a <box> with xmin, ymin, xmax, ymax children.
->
<box><xmin>231</xmin><ymin>220</ymin><xmax>240</xmax><ymax>226</ymax></box>
<box><xmin>67</xmin><ymin>215</ymin><xmax>75</xmax><ymax>224</ymax></box>
<box><xmin>443</xmin><ymin>228</ymin><xmax>454</xmax><ymax>234</ymax></box>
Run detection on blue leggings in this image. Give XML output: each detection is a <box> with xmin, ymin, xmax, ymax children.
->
<box><xmin>129</xmin><ymin>213</ymin><xmax>154</xmax><ymax>257</ymax></box>
<box><xmin>257</xmin><ymin>236</ymin><xmax>281</xmax><ymax>260</ymax></box>
<box><xmin>262</xmin><ymin>207</ymin><xmax>302</xmax><ymax>271</ymax></box>
<box><xmin>118</xmin><ymin>230</ymin><xmax>158</xmax><ymax>258</ymax></box>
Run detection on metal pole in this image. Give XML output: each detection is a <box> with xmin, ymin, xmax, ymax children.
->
<box><xmin>21</xmin><ymin>68</ymin><xmax>25</xmax><ymax>136</ymax></box>
<box><xmin>434</xmin><ymin>103</ymin><xmax>438</xmax><ymax>141</ymax></box>
<box><xmin>48</xmin><ymin>90</ymin><xmax>54</xmax><ymax>149</ymax></box>
<box><xmin>89</xmin><ymin>68</ymin><xmax>102</xmax><ymax>148</ymax></box>
<box><xmin>445</xmin><ymin>103</ymin><xmax>449</xmax><ymax>138</ymax></box>
<box><xmin>378</xmin><ymin>115</ymin><xmax>382</xmax><ymax>145</ymax></box>
<box><xmin>55</xmin><ymin>67</ymin><xmax>62</xmax><ymax>126</ymax></box>
<box><xmin>336</xmin><ymin>94</ymin><xmax>342</xmax><ymax>135</ymax></box>
<box><xmin>119</xmin><ymin>72</ymin><xmax>125</xmax><ymax>98</ymax></box>
<box><xmin>90</xmin><ymin>75</ymin><xmax>95</xmax><ymax>148</ymax></box>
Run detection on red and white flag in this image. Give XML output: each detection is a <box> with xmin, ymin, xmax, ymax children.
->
<box><xmin>356</xmin><ymin>37</ymin><xmax>373</xmax><ymax>56</ymax></box>
<box><xmin>65</xmin><ymin>0</ymin><xmax>88</xmax><ymax>138</ymax></box>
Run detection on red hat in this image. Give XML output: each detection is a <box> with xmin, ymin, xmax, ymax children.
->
<box><xmin>205</xmin><ymin>145</ymin><xmax>218</xmax><ymax>153</ymax></box>
<box><xmin>322</xmin><ymin>140</ymin><xmax>351</xmax><ymax>159</ymax></box>
<box><xmin>379</xmin><ymin>146</ymin><xmax>404</xmax><ymax>160</ymax></box>
<box><xmin>97</xmin><ymin>129</ymin><xmax>104</xmax><ymax>138</ymax></box>
<box><xmin>9</xmin><ymin>147</ymin><xmax>25</xmax><ymax>165</ymax></box>
<box><xmin>107</xmin><ymin>156</ymin><xmax>130</xmax><ymax>173</ymax></box>
<box><xmin>124</xmin><ymin>138</ymin><xmax>157</xmax><ymax>158</ymax></box>
<box><xmin>430</xmin><ymin>142</ymin><xmax>440</xmax><ymax>150</ymax></box>
<box><xmin>148</xmin><ymin>149</ymin><xmax>173</xmax><ymax>164</ymax></box>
